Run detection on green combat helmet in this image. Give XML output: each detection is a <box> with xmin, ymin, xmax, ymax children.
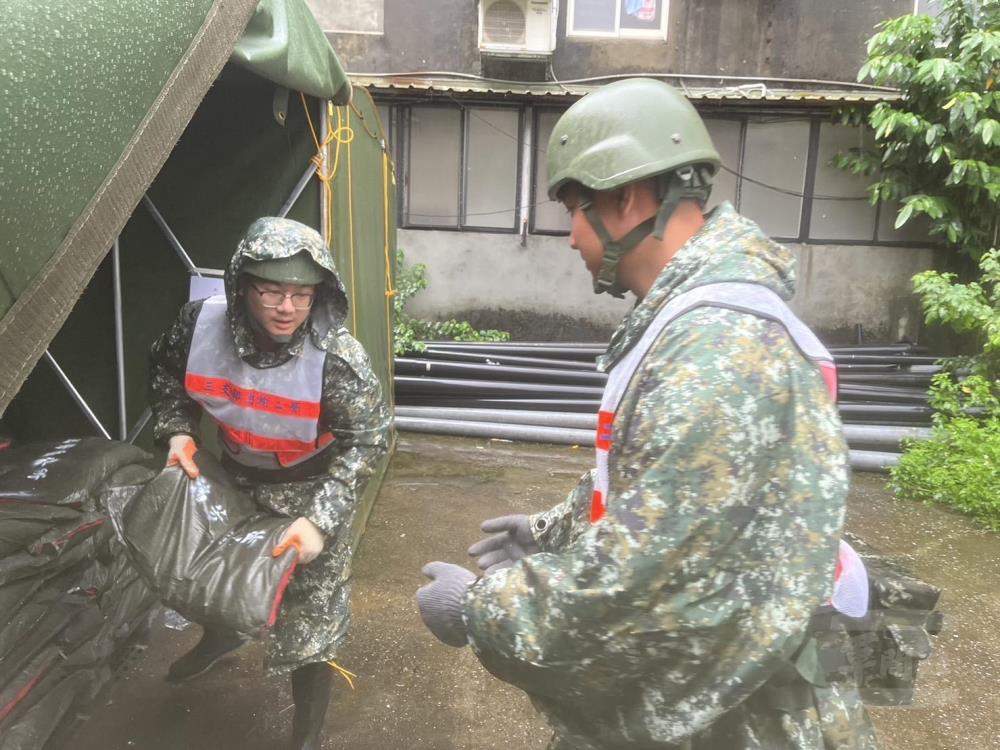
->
<box><xmin>243</xmin><ymin>251</ymin><xmax>326</xmax><ymax>286</ymax></box>
<box><xmin>547</xmin><ymin>78</ymin><xmax>721</xmax><ymax>297</ymax></box>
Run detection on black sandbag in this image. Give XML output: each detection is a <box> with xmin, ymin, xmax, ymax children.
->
<box><xmin>0</xmin><ymin>537</ymin><xmax>97</xmax><ymax>587</ymax></box>
<box><xmin>28</xmin><ymin>511</ymin><xmax>110</xmax><ymax>557</ymax></box>
<box><xmin>109</xmin><ymin>452</ymin><xmax>298</xmax><ymax>635</ymax></box>
<box><xmin>0</xmin><ymin>520</ymin><xmax>54</xmax><ymax>558</ymax></box>
<box><xmin>0</xmin><ymin>668</ymin><xmax>96</xmax><ymax>750</ymax></box>
<box><xmin>0</xmin><ymin>514</ymin><xmax>109</xmax><ymax>587</ymax></box>
<box><xmin>813</xmin><ymin>533</ymin><xmax>944</xmax><ymax>706</ymax></box>
<box><xmin>0</xmin><ymin>438</ymin><xmax>150</xmax><ymax>509</ymax></box>
<box><xmin>0</xmin><ymin>578</ymin><xmax>44</xmax><ymax>630</ymax></box>
<box><xmin>0</xmin><ymin>501</ymin><xmax>83</xmax><ymax>556</ymax></box>
<box><xmin>0</xmin><ymin>646</ymin><xmax>61</xmax><ymax>724</ymax></box>
<box><xmin>0</xmin><ymin>593</ymin><xmax>89</xmax><ymax>693</ymax></box>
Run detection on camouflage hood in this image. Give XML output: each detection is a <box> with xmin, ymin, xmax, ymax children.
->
<box><xmin>223</xmin><ymin>217</ymin><xmax>349</xmax><ymax>362</ymax></box>
<box><xmin>601</xmin><ymin>201</ymin><xmax>797</xmax><ymax>371</ymax></box>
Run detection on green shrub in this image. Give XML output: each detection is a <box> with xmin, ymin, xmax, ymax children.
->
<box><xmin>891</xmin><ymin>372</ymin><xmax>1000</xmax><ymax>529</ymax></box>
<box><xmin>392</xmin><ymin>250</ymin><xmax>509</xmax><ymax>356</ymax></box>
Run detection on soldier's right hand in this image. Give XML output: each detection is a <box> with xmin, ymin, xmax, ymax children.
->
<box><xmin>166</xmin><ymin>435</ymin><xmax>199</xmax><ymax>479</ymax></box>
<box><xmin>468</xmin><ymin>514</ymin><xmax>540</xmax><ymax>574</ymax></box>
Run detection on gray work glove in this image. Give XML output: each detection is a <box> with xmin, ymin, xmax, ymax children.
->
<box><xmin>416</xmin><ymin>562</ymin><xmax>476</xmax><ymax>647</ymax></box>
<box><xmin>467</xmin><ymin>514</ymin><xmax>540</xmax><ymax>574</ymax></box>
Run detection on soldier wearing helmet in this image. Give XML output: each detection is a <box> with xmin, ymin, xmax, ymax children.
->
<box><xmin>149</xmin><ymin>217</ymin><xmax>389</xmax><ymax>749</ymax></box>
<box><xmin>416</xmin><ymin>79</ymin><xmax>880</xmax><ymax>749</ymax></box>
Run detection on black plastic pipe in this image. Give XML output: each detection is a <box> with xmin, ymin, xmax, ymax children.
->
<box><xmin>838</xmin><ymin>404</ymin><xmax>934</xmax><ymax>424</ymax></box>
<box><xmin>832</xmin><ymin>354</ymin><xmax>940</xmax><ymax>366</ymax></box>
<box><xmin>394</xmin><ymin>376</ymin><xmax>604</xmax><ymax>399</ymax></box>
<box><xmin>395</xmin><ymin>358</ymin><xmax>607</xmax><ymax>386</ymax></box>
<box><xmin>395</xmin><ymin>397</ymin><xmax>601</xmax><ymax>413</ymax></box>
<box><xmin>421</xmin><ymin>348</ymin><xmax>600</xmax><ymax>371</ymax></box>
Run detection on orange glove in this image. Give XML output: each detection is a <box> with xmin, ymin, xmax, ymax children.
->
<box><xmin>166</xmin><ymin>435</ymin><xmax>199</xmax><ymax>479</ymax></box>
<box><xmin>272</xmin><ymin>517</ymin><xmax>325</xmax><ymax>564</ymax></box>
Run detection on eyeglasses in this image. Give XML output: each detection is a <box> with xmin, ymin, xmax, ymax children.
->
<box><xmin>249</xmin><ymin>283</ymin><xmax>315</xmax><ymax>310</ymax></box>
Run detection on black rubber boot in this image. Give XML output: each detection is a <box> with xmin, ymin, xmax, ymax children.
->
<box><xmin>166</xmin><ymin>627</ymin><xmax>247</xmax><ymax>683</ymax></box>
<box><xmin>290</xmin><ymin>662</ymin><xmax>333</xmax><ymax>750</ymax></box>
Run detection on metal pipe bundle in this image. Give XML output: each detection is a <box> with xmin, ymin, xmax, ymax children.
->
<box><xmin>395</xmin><ymin>340</ymin><xmax>945</xmax><ymax>472</ymax></box>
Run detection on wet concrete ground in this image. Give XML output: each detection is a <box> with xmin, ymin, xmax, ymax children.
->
<box><xmin>71</xmin><ymin>435</ymin><xmax>1000</xmax><ymax>749</ymax></box>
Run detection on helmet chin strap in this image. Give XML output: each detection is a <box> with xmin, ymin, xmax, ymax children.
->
<box><xmin>586</xmin><ymin>167</ymin><xmax>713</xmax><ymax>298</ymax></box>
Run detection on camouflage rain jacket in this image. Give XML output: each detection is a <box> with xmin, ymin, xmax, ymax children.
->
<box><xmin>149</xmin><ymin>218</ymin><xmax>389</xmax><ymax>674</ymax></box>
<box><xmin>464</xmin><ymin>203</ymin><xmax>880</xmax><ymax>749</ymax></box>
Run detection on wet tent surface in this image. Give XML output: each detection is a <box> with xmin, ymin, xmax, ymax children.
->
<box><xmin>69</xmin><ymin>435</ymin><xmax>999</xmax><ymax>750</ymax></box>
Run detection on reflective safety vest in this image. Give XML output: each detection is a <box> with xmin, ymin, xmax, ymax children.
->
<box><xmin>185</xmin><ymin>296</ymin><xmax>333</xmax><ymax>471</ymax></box>
<box><xmin>591</xmin><ymin>282</ymin><xmax>867</xmax><ymax>617</ymax></box>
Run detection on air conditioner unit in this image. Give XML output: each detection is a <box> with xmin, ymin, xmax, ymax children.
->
<box><xmin>479</xmin><ymin>0</ymin><xmax>556</xmax><ymax>58</ymax></box>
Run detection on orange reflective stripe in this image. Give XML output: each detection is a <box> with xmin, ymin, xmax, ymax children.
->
<box><xmin>596</xmin><ymin>410</ymin><xmax>614</xmax><ymax>451</ymax></box>
<box><xmin>819</xmin><ymin>362</ymin><xmax>838</xmax><ymax>403</ymax></box>
<box><xmin>590</xmin><ymin>489</ymin><xmax>606</xmax><ymax>523</ymax></box>
<box><xmin>186</xmin><ymin>373</ymin><xmax>321</xmax><ymax>419</ymax></box>
<box><xmin>218</xmin><ymin>423</ymin><xmax>333</xmax><ymax>456</ymax></box>
<box><xmin>276</xmin><ymin>432</ymin><xmax>334</xmax><ymax>467</ymax></box>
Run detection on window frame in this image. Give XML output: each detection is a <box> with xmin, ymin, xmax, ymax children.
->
<box><xmin>397</xmin><ymin>101</ymin><xmax>524</xmax><ymax>234</ymax></box>
<box><xmin>525</xmin><ymin>107</ymin><xmax>935</xmax><ymax>248</ymax></box>
<box><xmin>378</xmin><ymin>94</ymin><xmax>937</xmax><ymax>248</ymax></box>
<box><xmin>567</xmin><ymin>0</ymin><xmax>669</xmax><ymax>40</ymax></box>
<box><xmin>529</xmin><ymin>107</ymin><xmax>575</xmax><ymax>236</ymax></box>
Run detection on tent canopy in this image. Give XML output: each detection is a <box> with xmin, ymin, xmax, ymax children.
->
<box><xmin>0</xmin><ymin>0</ymin><xmax>351</xmax><ymax>416</ymax></box>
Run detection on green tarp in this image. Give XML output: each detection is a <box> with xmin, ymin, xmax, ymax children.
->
<box><xmin>234</xmin><ymin>0</ymin><xmax>351</xmax><ymax>103</ymax></box>
<box><xmin>0</xmin><ymin>0</ymin><xmax>357</xmax><ymax>416</ymax></box>
<box><xmin>1</xmin><ymin>0</ymin><xmax>394</xmax><ymax>542</ymax></box>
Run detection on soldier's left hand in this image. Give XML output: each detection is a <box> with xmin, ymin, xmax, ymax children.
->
<box><xmin>416</xmin><ymin>562</ymin><xmax>476</xmax><ymax>647</ymax></box>
<box><xmin>273</xmin><ymin>517</ymin><xmax>325</xmax><ymax>564</ymax></box>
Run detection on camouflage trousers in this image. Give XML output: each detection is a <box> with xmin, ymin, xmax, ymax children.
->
<box><xmin>544</xmin><ymin>677</ymin><xmax>880</xmax><ymax>750</ymax></box>
<box><xmin>237</xmin><ymin>475</ymin><xmax>357</xmax><ymax>676</ymax></box>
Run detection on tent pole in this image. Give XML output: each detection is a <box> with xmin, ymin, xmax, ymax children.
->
<box><xmin>142</xmin><ymin>195</ymin><xmax>202</xmax><ymax>276</ymax></box>
<box><xmin>518</xmin><ymin>105</ymin><xmax>533</xmax><ymax>245</ymax></box>
<box><xmin>279</xmin><ymin>163</ymin><xmax>319</xmax><ymax>218</ymax></box>
<box><xmin>320</xmin><ymin>99</ymin><xmax>330</xmax><ymax>244</ymax></box>
<box><xmin>126</xmin><ymin>407</ymin><xmax>153</xmax><ymax>445</ymax></box>
<box><xmin>43</xmin><ymin>351</ymin><xmax>111</xmax><ymax>439</ymax></box>
<box><xmin>112</xmin><ymin>239</ymin><xmax>127</xmax><ymax>440</ymax></box>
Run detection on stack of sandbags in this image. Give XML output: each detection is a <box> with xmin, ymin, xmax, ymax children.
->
<box><xmin>0</xmin><ymin>438</ymin><xmax>157</xmax><ymax>749</ymax></box>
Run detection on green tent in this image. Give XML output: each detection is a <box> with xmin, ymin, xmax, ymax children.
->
<box><xmin>0</xmin><ymin>0</ymin><xmax>395</xmax><ymax>528</ymax></box>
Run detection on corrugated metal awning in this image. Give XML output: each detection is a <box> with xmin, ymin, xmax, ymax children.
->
<box><xmin>349</xmin><ymin>73</ymin><xmax>901</xmax><ymax>105</ymax></box>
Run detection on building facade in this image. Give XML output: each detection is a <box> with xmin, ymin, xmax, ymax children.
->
<box><xmin>309</xmin><ymin>0</ymin><xmax>940</xmax><ymax>342</ymax></box>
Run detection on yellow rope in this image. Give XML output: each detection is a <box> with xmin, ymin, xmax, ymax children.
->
<box><xmin>307</xmin><ymin>90</ymin><xmax>397</xmax><ymax>387</ymax></box>
<box><xmin>383</xmin><ymin>150</ymin><xmax>396</xmax><ymax>406</ymax></box>
<box><xmin>300</xmin><ymin>94</ymin><xmax>352</xmax><ymax>248</ymax></box>
<box><xmin>326</xmin><ymin>659</ymin><xmax>358</xmax><ymax>690</ymax></box>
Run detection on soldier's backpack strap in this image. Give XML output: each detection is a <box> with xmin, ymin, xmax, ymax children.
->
<box><xmin>593</xmin><ymin>281</ymin><xmax>837</xmax><ymax>523</ymax></box>
<box><xmin>592</xmin><ymin>281</ymin><xmax>867</xmax><ymax>617</ymax></box>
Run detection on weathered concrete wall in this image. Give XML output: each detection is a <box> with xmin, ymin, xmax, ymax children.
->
<box><xmin>399</xmin><ymin>229</ymin><xmax>630</xmax><ymax>341</ymax></box>
<box><xmin>558</xmin><ymin>0</ymin><xmax>914</xmax><ymax>82</ymax></box>
<box><xmin>313</xmin><ymin>0</ymin><xmax>481</xmax><ymax>73</ymax></box>
<box><xmin>787</xmin><ymin>243</ymin><xmax>934</xmax><ymax>344</ymax></box>
<box><xmin>400</xmin><ymin>228</ymin><xmax>935</xmax><ymax>344</ymax></box>
<box><xmin>313</xmin><ymin>0</ymin><xmax>913</xmax><ymax>82</ymax></box>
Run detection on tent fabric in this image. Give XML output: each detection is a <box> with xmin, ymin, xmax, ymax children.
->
<box><xmin>319</xmin><ymin>89</ymin><xmax>398</xmax><ymax>543</ymax></box>
<box><xmin>232</xmin><ymin>0</ymin><xmax>352</xmax><ymax>104</ymax></box>
<box><xmin>0</xmin><ymin>0</ymin><xmax>352</xmax><ymax>418</ymax></box>
<box><xmin>0</xmin><ymin>0</ymin><xmax>261</xmax><ymax>416</ymax></box>
<box><xmin>324</xmin><ymin>88</ymin><xmax>397</xmax><ymax>412</ymax></box>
